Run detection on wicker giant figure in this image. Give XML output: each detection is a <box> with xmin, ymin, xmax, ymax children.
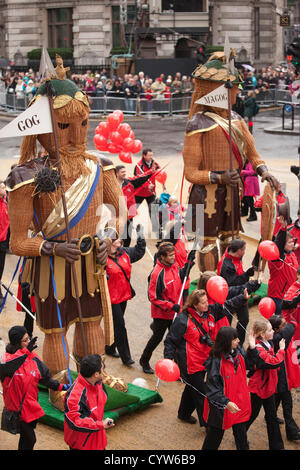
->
<box><xmin>182</xmin><ymin>52</ymin><xmax>278</xmax><ymax>271</ymax></box>
<box><xmin>5</xmin><ymin>58</ymin><xmax>127</xmax><ymax>374</ymax></box>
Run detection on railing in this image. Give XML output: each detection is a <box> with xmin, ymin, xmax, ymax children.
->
<box><xmin>0</xmin><ymin>90</ymin><xmax>193</xmax><ymax>116</ymax></box>
<box><xmin>243</xmin><ymin>87</ymin><xmax>293</xmax><ymax>107</ymax></box>
<box><xmin>1</xmin><ymin>88</ymin><xmax>298</xmax><ymax>115</ymax></box>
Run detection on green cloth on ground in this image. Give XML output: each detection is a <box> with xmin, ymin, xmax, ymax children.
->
<box><xmin>38</xmin><ymin>372</ymin><xmax>163</xmax><ymax>430</ymax></box>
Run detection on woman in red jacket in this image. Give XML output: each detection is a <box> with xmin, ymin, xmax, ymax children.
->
<box><xmin>105</xmin><ymin>225</ymin><xmax>145</xmax><ymax>365</ymax></box>
<box><xmin>269</xmin><ymin>314</ymin><xmax>300</xmax><ymax>440</ymax></box>
<box><xmin>0</xmin><ymin>326</ymin><xmax>68</xmax><ymax>450</ymax></box>
<box><xmin>267</xmin><ymin>216</ymin><xmax>298</xmax><ymax>315</ymax></box>
<box><xmin>164</xmin><ymin>288</ymin><xmax>249</xmax><ymax>427</ymax></box>
<box><xmin>245</xmin><ymin>319</ymin><xmax>286</xmax><ymax>450</ymax></box>
<box><xmin>202</xmin><ymin>326</ymin><xmax>252</xmax><ymax>450</ymax></box>
<box><xmin>64</xmin><ymin>354</ymin><xmax>114</xmax><ymax>450</ymax></box>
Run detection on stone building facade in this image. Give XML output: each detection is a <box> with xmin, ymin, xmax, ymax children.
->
<box><xmin>210</xmin><ymin>0</ymin><xmax>286</xmax><ymax>68</ymax></box>
<box><xmin>0</xmin><ymin>0</ymin><xmax>290</xmax><ymax>69</ymax></box>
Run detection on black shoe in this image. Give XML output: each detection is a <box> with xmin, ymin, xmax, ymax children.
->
<box><xmin>139</xmin><ymin>358</ymin><xmax>154</xmax><ymax>374</ymax></box>
<box><xmin>276</xmin><ymin>417</ymin><xmax>284</xmax><ymax>424</ymax></box>
<box><xmin>178</xmin><ymin>415</ymin><xmax>197</xmax><ymax>424</ymax></box>
<box><xmin>246</xmin><ymin>212</ymin><xmax>257</xmax><ymax>222</ymax></box>
<box><xmin>105</xmin><ymin>349</ymin><xmax>120</xmax><ymax>358</ymax></box>
<box><xmin>287</xmin><ymin>433</ymin><xmax>300</xmax><ymax>441</ymax></box>
<box><xmin>123</xmin><ymin>359</ymin><xmax>135</xmax><ymax>366</ymax></box>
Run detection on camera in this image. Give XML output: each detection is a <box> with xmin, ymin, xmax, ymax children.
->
<box><xmin>200</xmin><ymin>333</ymin><xmax>214</xmax><ymax>348</ymax></box>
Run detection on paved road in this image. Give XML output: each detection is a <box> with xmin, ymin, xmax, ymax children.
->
<box><xmin>0</xmin><ymin>109</ymin><xmax>300</xmax><ymax>451</ymax></box>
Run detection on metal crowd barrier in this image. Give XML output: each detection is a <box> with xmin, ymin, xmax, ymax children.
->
<box><xmin>0</xmin><ymin>91</ymin><xmax>192</xmax><ymax>116</ymax></box>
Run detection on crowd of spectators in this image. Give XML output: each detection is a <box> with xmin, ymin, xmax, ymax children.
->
<box><xmin>0</xmin><ymin>62</ymin><xmax>300</xmax><ymax>106</ymax></box>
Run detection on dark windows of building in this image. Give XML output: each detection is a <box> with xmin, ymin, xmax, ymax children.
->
<box><xmin>162</xmin><ymin>0</ymin><xmax>204</xmax><ymax>12</ymax></box>
<box><xmin>112</xmin><ymin>5</ymin><xmax>149</xmax><ymax>49</ymax></box>
<box><xmin>48</xmin><ymin>8</ymin><xmax>73</xmax><ymax>48</ymax></box>
<box><xmin>254</xmin><ymin>7</ymin><xmax>260</xmax><ymax>60</ymax></box>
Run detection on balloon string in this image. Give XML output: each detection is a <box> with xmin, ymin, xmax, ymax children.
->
<box><xmin>224</xmin><ymin>306</ymin><xmax>250</xmax><ymax>336</ymax></box>
<box><xmin>179</xmin><ymin>377</ymin><xmax>226</xmax><ymax>411</ymax></box>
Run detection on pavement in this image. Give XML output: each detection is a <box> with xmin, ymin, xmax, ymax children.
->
<box><xmin>0</xmin><ymin>108</ymin><xmax>300</xmax><ymax>452</ymax></box>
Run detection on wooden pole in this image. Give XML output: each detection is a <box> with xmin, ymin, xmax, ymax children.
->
<box><xmin>225</xmin><ymin>78</ymin><xmax>235</xmax><ymax>240</ymax></box>
<box><xmin>46</xmin><ymin>83</ymin><xmax>88</xmax><ymax>357</ymax></box>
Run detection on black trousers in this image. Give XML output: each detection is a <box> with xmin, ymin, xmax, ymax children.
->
<box><xmin>202</xmin><ymin>422</ymin><xmax>249</xmax><ymax>450</ymax></box>
<box><xmin>0</xmin><ymin>250</ymin><xmax>6</xmax><ymax>297</ymax></box>
<box><xmin>105</xmin><ymin>301</ymin><xmax>132</xmax><ymax>364</ymax></box>
<box><xmin>122</xmin><ymin>219</ymin><xmax>133</xmax><ymax>247</ymax></box>
<box><xmin>275</xmin><ymin>390</ymin><xmax>300</xmax><ymax>439</ymax></box>
<box><xmin>18</xmin><ymin>419</ymin><xmax>37</xmax><ymax>450</ymax></box>
<box><xmin>140</xmin><ymin>318</ymin><xmax>173</xmax><ymax>363</ymax></box>
<box><xmin>246</xmin><ymin>392</ymin><xmax>284</xmax><ymax>450</ymax></box>
<box><xmin>227</xmin><ymin>304</ymin><xmax>249</xmax><ymax>346</ymax></box>
<box><xmin>178</xmin><ymin>370</ymin><xmax>207</xmax><ymax>427</ymax></box>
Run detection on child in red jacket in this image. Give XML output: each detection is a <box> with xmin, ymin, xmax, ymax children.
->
<box><xmin>245</xmin><ymin>319</ymin><xmax>285</xmax><ymax>450</ymax></box>
<box><xmin>269</xmin><ymin>314</ymin><xmax>300</xmax><ymax>440</ymax></box>
<box><xmin>202</xmin><ymin>326</ymin><xmax>252</xmax><ymax>450</ymax></box>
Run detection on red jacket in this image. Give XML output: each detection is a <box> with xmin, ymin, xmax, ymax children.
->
<box><xmin>164</xmin><ymin>294</ymin><xmax>246</xmax><ymax>376</ymax></box>
<box><xmin>106</xmin><ymin>239</ymin><xmax>145</xmax><ymax>304</ymax></box>
<box><xmin>148</xmin><ymin>259</ymin><xmax>185</xmax><ymax>320</ymax></box>
<box><xmin>272</xmin><ymin>320</ymin><xmax>300</xmax><ymax>391</ymax></box>
<box><xmin>0</xmin><ymin>348</ymin><xmax>64</xmax><ymax>423</ymax></box>
<box><xmin>282</xmin><ymin>281</ymin><xmax>300</xmax><ymax>342</ymax></box>
<box><xmin>64</xmin><ymin>374</ymin><xmax>108</xmax><ymax>450</ymax></box>
<box><xmin>133</xmin><ymin>157</ymin><xmax>160</xmax><ymax>198</ymax></box>
<box><xmin>203</xmin><ymin>349</ymin><xmax>251</xmax><ymax>430</ymax></box>
<box><xmin>217</xmin><ymin>248</ymin><xmax>250</xmax><ymax>286</ymax></box>
<box><xmin>288</xmin><ymin>221</ymin><xmax>300</xmax><ymax>265</ymax></box>
<box><xmin>122</xmin><ymin>173</ymin><xmax>153</xmax><ymax>219</ymax></box>
<box><xmin>247</xmin><ymin>340</ymin><xmax>285</xmax><ymax>399</ymax></box>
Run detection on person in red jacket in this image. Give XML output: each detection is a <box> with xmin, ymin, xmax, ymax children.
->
<box><xmin>139</xmin><ymin>241</ymin><xmax>195</xmax><ymax>374</ymax></box>
<box><xmin>217</xmin><ymin>238</ymin><xmax>255</xmax><ymax>345</ymax></box>
<box><xmin>134</xmin><ymin>148</ymin><xmax>164</xmax><ymax>237</ymax></box>
<box><xmin>267</xmin><ymin>216</ymin><xmax>298</xmax><ymax>315</ymax></box>
<box><xmin>269</xmin><ymin>314</ymin><xmax>300</xmax><ymax>440</ymax></box>
<box><xmin>0</xmin><ymin>326</ymin><xmax>68</xmax><ymax>450</ymax></box>
<box><xmin>202</xmin><ymin>326</ymin><xmax>252</xmax><ymax>450</ymax></box>
<box><xmin>115</xmin><ymin>165</ymin><xmax>155</xmax><ymax>247</ymax></box>
<box><xmin>288</xmin><ymin>208</ymin><xmax>300</xmax><ymax>265</ymax></box>
<box><xmin>64</xmin><ymin>354</ymin><xmax>114</xmax><ymax>450</ymax></box>
<box><xmin>281</xmin><ymin>266</ymin><xmax>300</xmax><ymax>363</ymax></box>
<box><xmin>245</xmin><ymin>319</ymin><xmax>286</xmax><ymax>450</ymax></box>
<box><xmin>105</xmin><ymin>225</ymin><xmax>145</xmax><ymax>365</ymax></box>
<box><xmin>164</xmin><ymin>288</ymin><xmax>249</xmax><ymax>427</ymax></box>
<box><xmin>254</xmin><ymin>183</ymin><xmax>287</xmax><ymax>239</ymax></box>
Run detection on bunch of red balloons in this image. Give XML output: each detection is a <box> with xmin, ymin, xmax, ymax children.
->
<box><xmin>93</xmin><ymin>110</ymin><xmax>143</xmax><ymax>164</ymax></box>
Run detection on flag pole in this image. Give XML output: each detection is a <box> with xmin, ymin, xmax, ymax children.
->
<box><xmin>224</xmin><ymin>34</ymin><xmax>235</xmax><ymax>241</ymax></box>
<box><xmin>44</xmin><ymin>79</ymin><xmax>88</xmax><ymax>358</ymax></box>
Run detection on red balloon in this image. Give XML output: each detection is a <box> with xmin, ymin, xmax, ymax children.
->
<box><xmin>107</xmin><ymin>113</ymin><xmax>121</xmax><ymax>132</ymax></box>
<box><xmin>155</xmin><ymin>170</ymin><xmax>167</xmax><ymax>185</ymax></box>
<box><xmin>206</xmin><ymin>276</ymin><xmax>229</xmax><ymax>304</ymax></box>
<box><xmin>107</xmin><ymin>142</ymin><xmax>120</xmax><ymax>154</ymax></box>
<box><xmin>96</xmin><ymin>121</ymin><xmax>110</xmax><ymax>139</ymax></box>
<box><xmin>130</xmin><ymin>139</ymin><xmax>143</xmax><ymax>154</ymax></box>
<box><xmin>122</xmin><ymin>137</ymin><xmax>134</xmax><ymax>151</ymax></box>
<box><xmin>94</xmin><ymin>134</ymin><xmax>108</xmax><ymax>151</ymax></box>
<box><xmin>119</xmin><ymin>151</ymin><xmax>132</xmax><ymax>164</ymax></box>
<box><xmin>258</xmin><ymin>241</ymin><xmax>280</xmax><ymax>261</ymax></box>
<box><xmin>112</xmin><ymin>109</ymin><xmax>124</xmax><ymax>123</ymax></box>
<box><xmin>110</xmin><ymin>131</ymin><xmax>124</xmax><ymax>147</ymax></box>
<box><xmin>155</xmin><ymin>359</ymin><xmax>180</xmax><ymax>382</ymax></box>
<box><xmin>258</xmin><ymin>297</ymin><xmax>276</xmax><ymax>319</ymax></box>
<box><xmin>118</xmin><ymin>122</ymin><xmax>132</xmax><ymax>139</ymax></box>
<box><xmin>129</xmin><ymin>130</ymin><xmax>135</xmax><ymax>140</ymax></box>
